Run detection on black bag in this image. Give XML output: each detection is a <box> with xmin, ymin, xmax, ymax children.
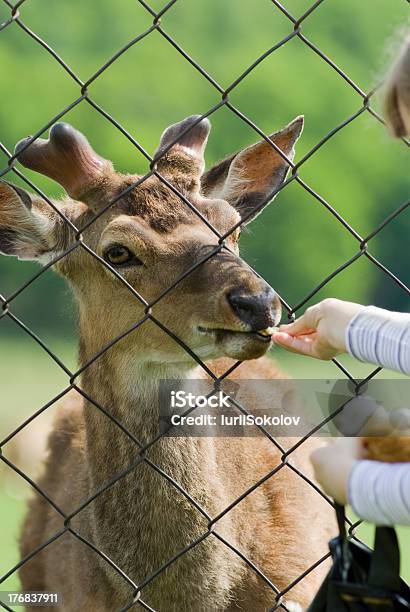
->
<box><xmin>307</xmin><ymin>505</ymin><xmax>410</xmax><ymax>611</ymax></box>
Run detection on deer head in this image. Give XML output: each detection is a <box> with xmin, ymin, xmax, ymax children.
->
<box><xmin>0</xmin><ymin>115</ymin><xmax>303</xmax><ymax>366</ymax></box>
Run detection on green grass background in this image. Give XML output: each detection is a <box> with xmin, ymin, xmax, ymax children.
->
<box><xmin>0</xmin><ymin>0</ymin><xmax>409</xmax><ymax>599</ymax></box>
<box><xmin>1</xmin><ymin>338</ymin><xmax>409</xmax><ymax>592</ymax></box>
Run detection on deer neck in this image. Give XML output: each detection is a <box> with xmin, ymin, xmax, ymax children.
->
<box><xmin>78</xmin><ymin>339</ymin><xmax>211</xmax><ymax>486</ymax></box>
<box><xmin>76</xmin><ymin>336</ymin><xmax>220</xmax><ymax>583</ymax></box>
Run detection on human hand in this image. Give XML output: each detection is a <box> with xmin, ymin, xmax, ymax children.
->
<box><xmin>310</xmin><ymin>438</ymin><xmax>365</xmax><ymax>505</ymax></box>
<box><xmin>273</xmin><ymin>298</ymin><xmax>365</xmax><ymax>360</ymax></box>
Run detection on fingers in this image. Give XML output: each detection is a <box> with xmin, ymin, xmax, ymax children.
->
<box><xmin>311</xmin><ymin>438</ymin><xmax>365</xmax><ymax>464</ymax></box>
<box><xmin>310</xmin><ymin>438</ymin><xmax>364</xmax><ymax>504</ymax></box>
<box><xmin>273</xmin><ymin>330</ymin><xmax>340</xmax><ymax>360</ymax></box>
<box><xmin>276</xmin><ymin>299</ymin><xmax>360</xmax><ymax>359</ymax></box>
<box><xmin>333</xmin><ymin>437</ymin><xmax>365</xmax><ymax>456</ymax></box>
<box><xmin>279</xmin><ymin>304</ymin><xmax>321</xmax><ymax>336</ymax></box>
<box><xmin>273</xmin><ymin>331</ymin><xmax>317</xmax><ymax>357</ymax></box>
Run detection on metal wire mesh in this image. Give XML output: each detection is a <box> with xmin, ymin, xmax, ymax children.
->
<box><xmin>0</xmin><ymin>0</ymin><xmax>409</xmax><ymax>610</ymax></box>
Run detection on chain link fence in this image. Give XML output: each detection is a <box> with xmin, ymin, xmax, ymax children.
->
<box><xmin>0</xmin><ymin>0</ymin><xmax>409</xmax><ymax>610</ymax></box>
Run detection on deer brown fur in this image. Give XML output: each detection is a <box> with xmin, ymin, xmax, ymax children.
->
<box><xmin>1</xmin><ymin>116</ymin><xmax>336</xmax><ymax>611</ymax></box>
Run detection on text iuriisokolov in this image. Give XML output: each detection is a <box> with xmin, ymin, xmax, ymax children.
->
<box><xmin>170</xmin><ymin>413</ymin><xmax>301</xmax><ymax>427</ymax></box>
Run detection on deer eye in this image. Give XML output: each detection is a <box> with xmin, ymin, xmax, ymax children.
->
<box><xmin>104</xmin><ymin>245</ymin><xmax>141</xmax><ymax>267</ymax></box>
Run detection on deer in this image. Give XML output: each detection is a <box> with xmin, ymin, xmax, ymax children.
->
<box><xmin>0</xmin><ymin>115</ymin><xmax>337</xmax><ymax>611</ymax></box>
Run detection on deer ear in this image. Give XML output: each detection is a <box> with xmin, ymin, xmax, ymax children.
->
<box><xmin>201</xmin><ymin>116</ymin><xmax>303</xmax><ymax>223</ymax></box>
<box><xmin>0</xmin><ymin>181</ymin><xmax>59</xmax><ymax>261</ymax></box>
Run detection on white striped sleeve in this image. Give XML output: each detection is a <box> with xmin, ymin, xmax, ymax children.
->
<box><xmin>348</xmin><ymin>460</ymin><xmax>410</xmax><ymax>526</ymax></box>
<box><xmin>345</xmin><ymin>306</ymin><xmax>410</xmax><ymax>375</ymax></box>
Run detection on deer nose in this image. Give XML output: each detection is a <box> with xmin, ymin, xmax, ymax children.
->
<box><xmin>228</xmin><ymin>287</ymin><xmax>278</xmax><ymax>329</ymax></box>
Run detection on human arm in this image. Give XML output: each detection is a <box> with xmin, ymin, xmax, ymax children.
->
<box><xmin>310</xmin><ymin>440</ymin><xmax>410</xmax><ymax>526</ymax></box>
<box><xmin>273</xmin><ymin>299</ymin><xmax>410</xmax><ymax>375</ymax></box>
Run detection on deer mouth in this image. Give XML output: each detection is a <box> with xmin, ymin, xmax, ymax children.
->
<box><xmin>197</xmin><ymin>326</ymin><xmax>277</xmax><ymax>343</ymax></box>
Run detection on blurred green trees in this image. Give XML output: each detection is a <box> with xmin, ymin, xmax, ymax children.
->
<box><xmin>0</xmin><ymin>0</ymin><xmax>408</xmax><ymax>339</ymax></box>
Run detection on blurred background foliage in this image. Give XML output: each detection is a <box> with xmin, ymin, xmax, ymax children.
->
<box><xmin>0</xmin><ymin>0</ymin><xmax>408</xmax><ymax>342</ymax></box>
<box><xmin>0</xmin><ymin>0</ymin><xmax>409</xmax><ymax>591</ymax></box>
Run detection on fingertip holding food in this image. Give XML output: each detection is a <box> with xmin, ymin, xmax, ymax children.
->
<box><xmin>271</xmin><ymin>330</ymin><xmax>291</xmax><ymax>344</ymax></box>
<box><xmin>256</xmin><ymin>326</ymin><xmax>279</xmax><ymax>338</ymax></box>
